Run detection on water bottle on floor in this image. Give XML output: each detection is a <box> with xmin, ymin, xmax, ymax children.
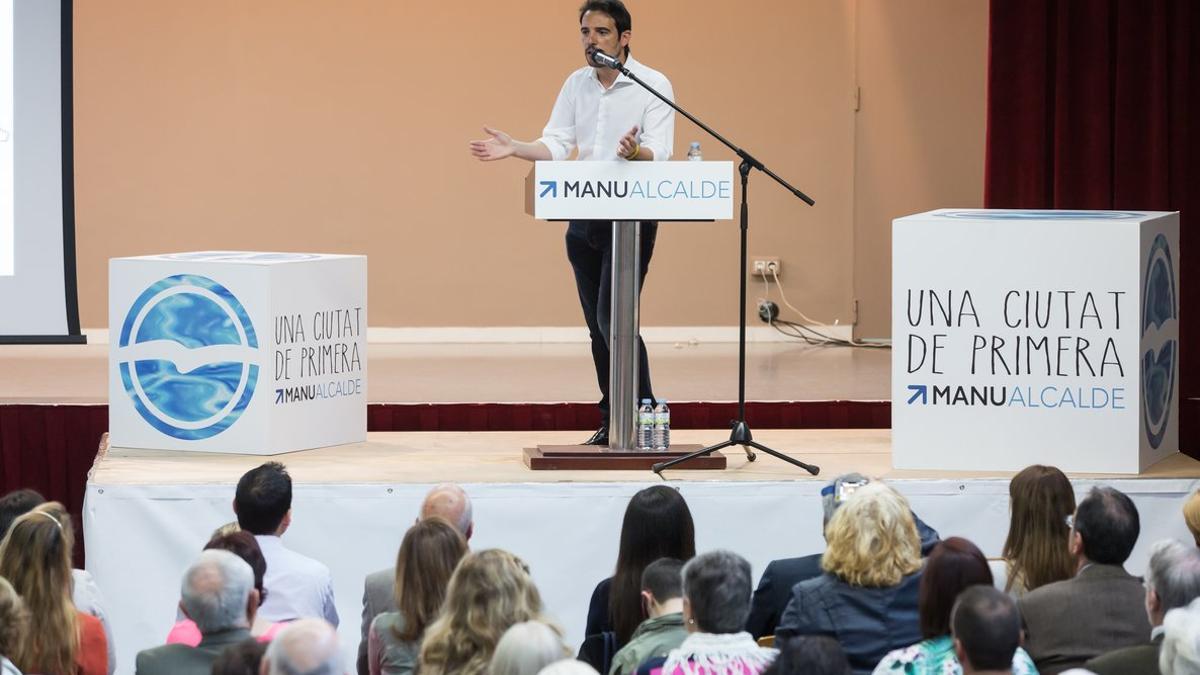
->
<box><xmin>653</xmin><ymin>399</ymin><xmax>670</xmax><ymax>451</ymax></box>
<box><xmin>637</xmin><ymin>399</ymin><xmax>655</xmax><ymax>450</ymax></box>
<box><xmin>687</xmin><ymin>142</ymin><xmax>702</xmax><ymax>161</ymax></box>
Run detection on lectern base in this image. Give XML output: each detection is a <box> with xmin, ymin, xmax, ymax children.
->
<box><xmin>524</xmin><ymin>444</ymin><xmax>722</xmax><ymax>470</ymax></box>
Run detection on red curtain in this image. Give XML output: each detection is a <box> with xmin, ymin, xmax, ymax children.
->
<box><xmin>985</xmin><ymin>0</ymin><xmax>1199</xmax><ymax>454</ymax></box>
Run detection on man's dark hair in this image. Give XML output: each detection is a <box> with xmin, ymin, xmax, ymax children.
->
<box><xmin>0</xmin><ymin>488</ymin><xmax>45</xmax><ymax>539</ymax></box>
<box><xmin>763</xmin><ymin>636</ymin><xmax>850</xmax><ymax>675</ymax></box>
<box><xmin>951</xmin><ymin>585</ymin><xmax>1020</xmax><ymax>671</ymax></box>
<box><xmin>234</xmin><ymin>462</ymin><xmax>292</xmax><ymax>535</ymax></box>
<box><xmin>1074</xmin><ymin>486</ymin><xmax>1140</xmax><ymax>565</ymax></box>
<box><xmin>641</xmin><ymin>557</ymin><xmax>683</xmax><ymax>602</ymax></box>
<box><xmin>579</xmin><ymin>0</ymin><xmax>632</xmax><ymax>57</ymax></box>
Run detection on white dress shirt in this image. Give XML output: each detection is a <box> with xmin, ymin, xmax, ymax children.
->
<box><xmin>73</xmin><ymin>569</ymin><xmax>116</xmax><ymax>674</ymax></box>
<box><xmin>255</xmin><ymin>534</ymin><xmax>339</xmax><ymax>626</ymax></box>
<box><xmin>537</xmin><ymin>55</ymin><xmax>675</xmax><ymax>162</ymax></box>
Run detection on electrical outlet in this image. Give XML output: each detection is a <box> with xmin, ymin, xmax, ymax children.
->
<box><xmin>751</xmin><ymin>257</ymin><xmax>781</xmax><ymax>277</ymax></box>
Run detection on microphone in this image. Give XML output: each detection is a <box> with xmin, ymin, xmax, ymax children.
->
<box><xmin>588</xmin><ymin>47</ymin><xmax>623</xmax><ymax>70</ymax></box>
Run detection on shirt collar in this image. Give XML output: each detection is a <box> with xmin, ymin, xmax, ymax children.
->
<box><xmin>588</xmin><ymin>54</ymin><xmax>641</xmax><ymax>88</ymax></box>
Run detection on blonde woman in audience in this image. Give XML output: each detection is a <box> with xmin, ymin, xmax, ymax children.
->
<box><xmin>1001</xmin><ymin>464</ymin><xmax>1076</xmax><ymax>595</ymax></box>
<box><xmin>418</xmin><ymin>548</ymin><xmax>549</xmax><ymax>675</ymax></box>
<box><xmin>0</xmin><ymin>576</ymin><xmax>29</xmax><ymax>675</ymax></box>
<box><xmin>368</xmin><ymin>518</ymin><xmax>468</xmax><ymax>675</ymax></box>
<box><xmin>0</xmin><ymin>502</ymin><xmax>107</xmax><ymax>675</ymax></box>
<box><xmin>1182</xmin><ymin>491</ymin><xmax>1200</xmax><ymax>548</ymax></box>
<box><xmin>776</xmin><ymin>482</ymin><xmax>923</xmax><ymax>675</ymax></box>
<box><xmin>490</xmin><ymin>621</ymin><xmax>571</xmax><ymax>675</ymax></box>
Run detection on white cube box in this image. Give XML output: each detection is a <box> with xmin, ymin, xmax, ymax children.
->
<box><xmin>892</xmin><ymin>210</ymin><xmax>1179</xmax><ymax>473</ymax></box>
<box><xmin>109</xmin><ymin>252</ymin><xmax>367</xmax><ymax>454</ymax></box>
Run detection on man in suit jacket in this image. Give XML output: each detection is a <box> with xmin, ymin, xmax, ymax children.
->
<box><xmin>1018</xmin><ymin>486</ymin><xmax>1152</xmax><ymax>675</ymax></box>
<box><xmin>356</xmin><ymin>483</ymin><xmax>474</xmax><ymax>675</ymax></box>
<box><xmin>135</xmin><ymin>550</ymin><xmax>259</xmax><ymax>675</ymax></box>
<box><xmin>745</xmin><ymin>473</ymin><xmax>942</xmax><ymax>639</ymax></box>
<box><xmin>1085</xmin><ymin>539</ymin><xmax>1200</xmax><ymax>675</ymax></box>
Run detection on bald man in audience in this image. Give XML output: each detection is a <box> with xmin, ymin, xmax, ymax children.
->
<box><xmin>356</xmin><ymin>483</ymin><xmax>474</xmax><ymax>674</ymax></box>
<box><xmin>262</xmin><ymin>618</ymin><xmax>341</xmax><ymax>675</ymax></box>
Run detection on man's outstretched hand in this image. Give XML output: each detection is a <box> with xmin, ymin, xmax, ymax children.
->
<box><xmin>469</xmin><ymin>126</ymin><xmax>516</xmax><ymax>161</ymax></box>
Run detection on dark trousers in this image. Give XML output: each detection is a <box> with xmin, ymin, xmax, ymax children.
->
<box><xmin>565</xmin><ymin>220</ymin><xmax>657</xmax><ymax>424</ymax></box>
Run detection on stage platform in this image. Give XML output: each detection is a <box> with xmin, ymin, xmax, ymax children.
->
<box><xmin>85</xmin><ymin>429</ymin><xmax>1200</xmax><ymax>674</ymax></box>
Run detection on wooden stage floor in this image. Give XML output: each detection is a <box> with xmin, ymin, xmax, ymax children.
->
<box><xmin>0</xmin><ymin>340</ymin><xmax>890</xmax><ymax>404</ymax></box>
<box><xmin>92</xmin><ymin>429</ymin><xmax>1200</xmax><ymax>485</ymax></box>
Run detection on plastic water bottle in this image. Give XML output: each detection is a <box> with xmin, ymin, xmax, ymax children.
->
<box><xmin>653</xmin><ymin>400</ymin><xmax>670</xmax><ymax>451</ymax></box>
<box><xmin>637</xmin><ymin>399</ymin><xmax>655</xmax><ymax>450</ymax></box>
<box><xmin>687</xmin><ymin>142</ymin><xmax>702</xmax><ymax>161</ymax></box>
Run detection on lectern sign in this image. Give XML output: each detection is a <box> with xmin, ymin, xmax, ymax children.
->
<box><xmin>892</xmin><ymin>210</ymin><xmax>1179</xmax><ymax>473</ymax></box>
<box><xmin>527</xmin><ymin>161</ymin><xmax>734</xmax><ymax>221</ymax></box>
<box><xmin>110</xmin><ymin>252</ymin><xmax>368</xmax><ymax>455</ymax></box>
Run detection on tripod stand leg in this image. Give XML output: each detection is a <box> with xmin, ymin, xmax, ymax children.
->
<box><xmin>745</xmin><ymin>440</ymin><xmax>820</xmax><ymax>475</ymax></box>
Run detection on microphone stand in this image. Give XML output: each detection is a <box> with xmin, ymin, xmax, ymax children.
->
<box><xmin>596</xmin><ymin>54</ymin><xmax>820</xmax><ymax>476</ymax></box>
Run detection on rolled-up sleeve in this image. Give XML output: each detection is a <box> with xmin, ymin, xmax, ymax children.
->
<box><xmin>537</xmin><ymin>78</ymin><xmax>577</xmax><ymax>161</ymax></box>
<box><xmin>637</xmin><ymin>76</ymin><xmax>675</xmax><ymax>161</ymax></box>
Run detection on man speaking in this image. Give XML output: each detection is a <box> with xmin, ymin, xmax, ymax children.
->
<box><xmin>469</xmin><ymin>0</ymin><xmax>675</xmax><ymax>446</ymax></box>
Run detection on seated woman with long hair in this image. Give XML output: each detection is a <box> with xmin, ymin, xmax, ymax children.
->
<box><xmin>1002</xmin><ymin>464</ymin><xmax>1076</xmax><ymax>595</ymax></box>
<box><xmin>0</xmin><ymin>502</ymin><xmax>107</xmax><ymax>675</ymax></box>
<box><xmin>368</xmin><ymin>518</ymin><xmax>468</xmax><ymax>675</ymax></box>
<box><xmin>872</xmin><ymin>537</ymin><xmax>1037</xmax><ymax>674</ymax></box>
<box><xmin>775</xmin><ymin>482</ymin><xmax>923</xmax><ymax>675</ymax></box>
<box><xmin>586</xmin><ymin>486</ymin><xmax>696</xmax><ymax>655</ymax></box>
<box><xmin>418</xmin><ymin>548</ymin><xmax>550</xmax><ymax>675</ymax></box>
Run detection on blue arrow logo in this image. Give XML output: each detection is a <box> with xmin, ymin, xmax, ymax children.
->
<box><xmin>906</xmin><ymin>384</ymin><xmax>928</xmax><ymax>405</ymax></box>
<box><xmin>538</xmin><ymin>181</ymin><xmax>557</xmax><ymax>198</ymax></box>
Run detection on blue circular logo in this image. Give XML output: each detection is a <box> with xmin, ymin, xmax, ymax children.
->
<box><xmin>1141</xmin><ymin>234</ymin><xmax>1176</xmax><ymax>449</ymax></box>
<box><xmin>118</xmin><ymin>275</ymin><xmax>259</xmax><ymax>440</ymax></box>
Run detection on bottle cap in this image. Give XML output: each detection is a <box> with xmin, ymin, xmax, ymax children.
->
<box><xmin>690</xmin><ymin>142</ymin><xmax>700</xmax><ymax>148</ymax></box>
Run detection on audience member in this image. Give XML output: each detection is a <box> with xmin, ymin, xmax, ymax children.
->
<box><xmin>359</xmin><ymin>483</ymin><xmax>474</xmax><ymax>674</ymax></box>
<box><xmin>636</xmin><ymin>550</ymin><xmax>776</xmax><ymax>675</ymax></box>
<box><xmin>0</xmin><ymin>488</ymin><xmax>45</xmax><ymax>536</ymax></box>
<box><xmin>419</xmin><ymin>549</ymin><xmax>549</xmax><ymax>675</ymax></box>
<box><xmin>1182</xmin><ymin>491</ymin><xmax>1200</xmax><ymax>548</ymax></box>
<box><xmin>233</xmin><ymin>461</ymin><xmax>338</xmax><ymax>625</ymax></box>
<box><xmin>540</xmin><ymin>661</ymin><xmax>602</xmax><ymax>675</ymax></box>
<box><xmin>1001</xmin><ymin>465</ymin><xmax>1077</xmax><ymax>596</ymax></box>
<box><xmin>0</xmin><ymin>489</ymin><xmax>116</xmax><ymax>674</ymax></box>
<box><xmin>584</xmin><ymin>485</ymin><xmax>696</xmax><ymax>667</ymax></box>
<box><xmin>610</xmin><ymin>558</ymin><xmax>688</xmax><ymax>675</ymax></box>
<box><xmin>951</xmin><ymin>586</ymin><xmax>1022</xmax><ymax>675</ymax></box>
<box><xmin>210</xmin><ymin>637</ymin><xmax>267</xmax><ymax>675</ymax></box>
<box><xmin>0</xmin><ymin>502</ymin><xmax>107</xmax><ymax>675</ymax></box>
<box><xmin>0</xmin><ymin>577</ymin><xmax>28</xmax><ymax>675</ymax></box>
<box><xmin>746</xmin><ymin>473</ymin><xmax>941</xmax><ymax>638</ymax></box>
<box><xmin>134</xmin><ymin>549</ymin><xmax>258</xmax><ymax>675</ymax></box>
<box><xmin>262</xmin><ymin>618</ymin><xmax>342</xmax><ymax>675</ymax></box>
<box><xmin>490</xmin><ymin>621</ymin><xmax>571</xmax><ymax>675</ymax></box>
<box><xmin>368</xmin><ymin>518</ymin><xmax>468</xmax><ymax>675</ymax></box>
<box><xmin>1018</xmin><ymin>486</ymin><xmax>1151</xmax><ymax>674</ymax></box>
<box><xmin>873</xmin><ymin>538</ymin><xmax>1036</xmax><ymax>674</ymax></box>
<box><xmin>775</xmin><ymin>482</ymin><xmax>923</xmax><ymax>675</ymax></box>
<box><xmin>1086</xmin><ymin>539</ymin><xmax>1200</xmax><ymax>674</ymax></box>
<box><xmin>165</xmin><ymin>530</ymin><xmax>283</xmax><ymax>646</ymax></box>
<box><xmin>1160</xmin><ymin>597</ymin><xmax>1200</xmax><ymax>675</ymax></box>
<box><xmin>763</xmin><ymin>636</ymin><xmax>850</xmax><ymax>675</ymax></box>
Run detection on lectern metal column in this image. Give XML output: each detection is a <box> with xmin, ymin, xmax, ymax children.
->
<box><xmin>608</xmin><ymin>220</ymin><xmax>640</xmax><ymax>451</ymax></box>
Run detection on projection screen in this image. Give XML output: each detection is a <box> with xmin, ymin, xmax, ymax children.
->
<box><xmin>0</xmin><ymin>0</ymin><xmax>83</xmax><ymax>343</ymax></box>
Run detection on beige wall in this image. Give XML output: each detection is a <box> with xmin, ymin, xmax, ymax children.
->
<box><xmin>73</xmin><ymin>1</ymin><xmax>985</xmax><ymax>335</ymax></box>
